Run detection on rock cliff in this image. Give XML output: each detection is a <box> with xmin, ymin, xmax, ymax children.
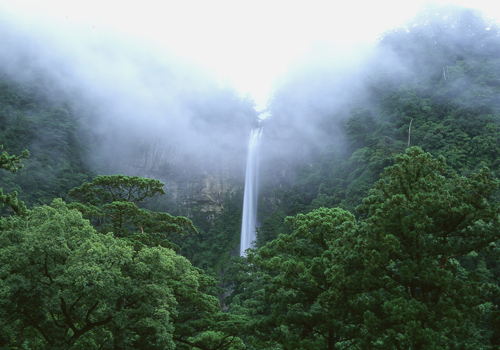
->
<box><xmin>117</xmin><ymin>139</ymin><xmax>246</xmax><ymax>216</ymax></box>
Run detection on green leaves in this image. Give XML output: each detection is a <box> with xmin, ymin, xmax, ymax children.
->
<box><xmin>68</xmin><ymin>175</ymin><xmax>166</xmax><ymax>205</ymax></box>
<box><xmin>0</xmin><ymin>80</ymin><xmax>93</xmax><ymax>207</ymax></box>
<box><xmin>0</xmin><ymin>199</ymin><xmax>197</xmax><ymax>349</ymax></box>
<box><xmin>68</xmin><ymin>175</ymin><xmax>197</xmax><ymax>248</ymax></box>
<box><xmin>66</xmin><ymin>175</ymin><xmax>245</xmax><ymax>350</ymax></box>
<box><xmin>0</xmin><ymin>145</ymin><xmax>29</xmax><ymax>226</ymax></box>
<box><xmin>353</xmin><ymin>147</ymin><xmax>500</xmax><ymax>348</ymax></box>
<box><xmin>250</xmin><ymin>207</ymin><xmax>360</xmax><ymax>349</ymax></box>
<box><xmin>0</xmin><ymin>144</ymin><xmax>29</xmax><ymax>173</ymax></box>
<box><xmin>236</xmin><ymin>147</ymin><xmax>500</xmax><ymax>349</ymax></box>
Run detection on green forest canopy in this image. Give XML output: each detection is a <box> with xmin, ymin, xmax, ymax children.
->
<box><xmin>1</xmin><ymin>4</ymin><xmax>500</xmax><ymax>350</ymax></box>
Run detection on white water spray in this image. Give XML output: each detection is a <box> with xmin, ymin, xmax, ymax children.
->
<box><xmin>240</xmin><ymin>128</ymin><xmax>262</xmax><ymax>256</ymax></box>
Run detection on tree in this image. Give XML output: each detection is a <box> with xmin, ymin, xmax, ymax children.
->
<box><xmin>67</xmin><ymin>175</ymin><xmax>197</xmax><ymax>249</ymax></box>
<box><xmin>0</xmin><ymin>199</ymin><xmax>201</xmax><ymax>349</ymax></box>
<box><xmin>0</xmin><ymin>145</ymin><xmax>29</xmax><ymax>226</ymax></box>
<box><xmin>239</xmin><ymin>147</ymin><xmax>500</xmax><ymax>349</ymax></box>
<box><xmin>344</xmin><ymin>107</ymin><xmax>377</xmax><ymax>150</ymax></box>
<box><xmin>379</xmin><ymin>5</ymin><xmax>500</xmax><ymax>78</ymax></box>
<box><xmin>352</xmin><ymin>147</ymin><xmax>500</xmax><ymax>349</ymax></box>
<box><xmin>0</xmin><ymin>145</ymin><xmax>29</xmax><ymax>173</ymax></box>
<box><xmin>223</xmin><ymin>254</ymin><xmax>280</xmax><ymax>350</ymax></box>
<box><xmin>68</xmin><ymin>175</ymin><xmax>247</xmax><ymax>350</ymax></box>
<box><xmin>168</xmin><ymin>256</ymin><xmax>248</xmax><ymax>350</ymax></box>
<box><xmin>248</xmin><ymin>207</ymin><xmax>360</xmax><ymax>350</ymax></box>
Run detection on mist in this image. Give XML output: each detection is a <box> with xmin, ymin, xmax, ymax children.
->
<box><xmin>255</xmin><ymin>4</ymin><xmax>500</xmax><ymax>214</ymax></box>
<box><xmin>0</xmin><ymin>12</ymin><xmax>258</xmax><ymax>188</ymax></box>
<box><xmin>1</xmin><ymin>3</ymin><xmax>499</xmax><ymax>210</ymax></box>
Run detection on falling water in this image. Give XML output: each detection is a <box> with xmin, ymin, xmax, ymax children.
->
<box><xmin>240</xmin><ymin>127</ymin><xmax>262</xmax><ymax>256</ymax></box>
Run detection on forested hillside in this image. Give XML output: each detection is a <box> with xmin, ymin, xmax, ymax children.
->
<box><xmin>2</xmin><ymin>4</ymin><xmax>500</xmax><ymax>349</ymax></box>
<box><xmin>228</xmin><ymin>5</ymin><xmax>500</xmax><ymax>349</ymax></box>
<box><xmin>258</xmin><ymin>4</ymin><xmax>500</xmax><ymax>230</ymax></box>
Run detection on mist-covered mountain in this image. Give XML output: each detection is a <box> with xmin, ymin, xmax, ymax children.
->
<box><xmin>0</xmin><ymin>18</ymin><xmax>257</xmax><ymax>210</ymax></box>
<box><xmin>258</xmin><ymin>4</ymin><xmax>500</xmax><ymax>224</ymax></box>
<box><xmin>3</xmin><ymin>4</ymin><xmax>500</xmax><ymax>349</ymax></box>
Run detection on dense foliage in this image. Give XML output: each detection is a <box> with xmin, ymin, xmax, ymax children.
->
<box><xmin>67</xmin><ymin>175</ymin><xmax>197</xmax><ymax>249</ymax></box>
<box><xmin>0</xmin><ymin>145</ymin><xmax>29</xmax><ymax>225</ymax></box>
<box><xmin>1</xmin><ymin>199</ymin><xmax>184</xmax><ymax>349</ymax></box>
<box><xmin>260</xmin><ymin>5</ymin><xmax>500</xmax><ymax>218</ymax></box>
<box><xmin>0</xmin><ymin>78</ymin><xmax>94</xmax><ymax>207</ymax></box>
<box><xmin>227</xmin><ymin>5</ymin><xmax>500</xmax><ymax>349</ymax></box>
<box><xmin>225</xmin><ymin>148</ymin><xmax>500</xmax><ymax>349</ymax></box>
<box><xmin>2</xmin><ymin>4</ymin><xmax>500</xmax><ymax>350</ymax></box>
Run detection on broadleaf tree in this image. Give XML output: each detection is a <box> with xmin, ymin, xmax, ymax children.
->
<box><xmin>67</xmin><ymin>175</ymin><xmax>247</xmax><ymax>350</ymax></box>
<box><xmin>0</xmin><ymin>199</ymin><xmax>193</xmax><ymax>349</ymax></box>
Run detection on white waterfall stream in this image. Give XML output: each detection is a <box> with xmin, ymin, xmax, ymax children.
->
<box><xmin>240</xmin><ymin>128</ymin><xmax>262</xmax><ymax>256</ymax></box>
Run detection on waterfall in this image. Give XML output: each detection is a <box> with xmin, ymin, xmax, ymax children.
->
<box><xmin>240</xmin><ymin>127</ymin><xmax>262</xmax><ymax>256</ymax></box>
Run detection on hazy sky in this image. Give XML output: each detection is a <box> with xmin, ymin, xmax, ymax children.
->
<box><xmin>1</xmin><ymin>0</ymin><xmax>499</xmax><ymax>111</ymax></box>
